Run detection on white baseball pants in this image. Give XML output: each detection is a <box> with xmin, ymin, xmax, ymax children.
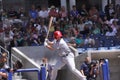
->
<box><xmin>50</xmin><ymin>53</ymin><xmax>86</xmax><ymax>80</ymax></box>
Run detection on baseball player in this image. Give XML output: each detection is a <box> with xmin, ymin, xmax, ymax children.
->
<box><xmin>44</xmin><ymin>30</ymin><xmax>86</xmax><ymax>80</ymax></box>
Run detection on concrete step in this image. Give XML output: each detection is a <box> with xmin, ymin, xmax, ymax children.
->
<box><xmin>12</xmin><ymin>73</ymin><xmax>27</xmax><ymax>80</ymax></box>
<box><xmin>12</xmin><ymin>75</ymin><xmax>22</xmax><ymax>79</ymax></box>
<box><xmin>12</xmin><ymin>73</ymin><xmax>22</xmax><ymax>78</ymax></box>
<box><xmin>12</xmin><ymin>79</ymin><xmax>27</xmax><ymax>80</ymax></box>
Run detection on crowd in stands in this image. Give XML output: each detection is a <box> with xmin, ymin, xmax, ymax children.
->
<box><xmin>0</xmin><ymin>3</ymin><xmax>120</xmax><ymax>80</ymax></box>
<box><xmin>0</xmin><ymin>3</ymin><xmax>120</xmax><ymax>52</ymax></box>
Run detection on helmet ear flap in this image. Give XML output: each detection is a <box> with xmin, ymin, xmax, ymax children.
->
<box><xmin>54</xmin><ymin>31</ymin><xmax>62</xmax><ymax>39</ymax></box>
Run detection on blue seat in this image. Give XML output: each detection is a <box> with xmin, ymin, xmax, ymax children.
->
<box><xmin>98</xmin><ymin>47</ymin><xmax>109</xmax><ymax>50</ymax></box>
<box><xmin>96</xmin><ymin>39</ymin><xmax>104</xmax><ymax>47</ymax></box>
<box><xmin>104</xmin><ymin>39</ymin><xmax>114</xmax><ymax>47</ymax></box>
<box><xmin>31</xmin><ymin>43</ymin><xmax>39</xmax><ymax>46</ymax></box>
<box><xmin>113</xmin><ymin>37</ymin><xmax>120</xmax><ymax>46</ymax></box>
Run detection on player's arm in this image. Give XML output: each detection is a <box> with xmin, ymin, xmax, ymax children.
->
<box><xmin>67</xmin><ymin>42</ymin><xmax>77</xmax><ymax>47</ymax></box>
<box><xmin>45</xmin><ymin>44</ymin><xmax>54</xmax><ymax>50</ymax></box>
<box><xmin>68</xmin><ymin>45</ymin><xmax>78</xmax><ymax>57</ymax></box>
<box><xmin>80</xmin><ymin>70</ymin><xmax>85</xmax><ymax>76</ymax></box>
<box><xmin>80</xmin><ymin>64</ymin><xmax>86</xmax><ymax>76</ymax></box>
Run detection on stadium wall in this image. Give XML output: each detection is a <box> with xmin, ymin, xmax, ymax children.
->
<box><xmin>11</xmin><ymin>46</ymin><xmax>120</xmax><ymax>80</ymax></box>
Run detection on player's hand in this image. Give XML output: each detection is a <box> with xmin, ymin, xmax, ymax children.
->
<box><xmin>82</xmin><ymin>75</ymin><xmax>87</xmax><ymax>80</ymax></box>
<box><xmin>44</xmin><ymin>41</ymin><xmax>48</xmax><ymax>47</ymax></box>
<box><xmin>45</xmin><ymin>38</ymin><xmax>48</xmax><ymax>41</ymax></box>
<box><xmin>45</xmin><ymin>38</ymin><xmax>50</xmax><ymax>43</ymax></box>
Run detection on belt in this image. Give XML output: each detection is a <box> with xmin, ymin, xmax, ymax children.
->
<box><xmin>61</xmin><ymin>53</ymin><xmax>69</xmax><ymax>57</ymax></box>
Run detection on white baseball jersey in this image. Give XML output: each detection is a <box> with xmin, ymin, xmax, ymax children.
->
<box><xmin>53</xmin><ymin>38</ymin><xmax>71</xmax><ymax>56</ymax></box>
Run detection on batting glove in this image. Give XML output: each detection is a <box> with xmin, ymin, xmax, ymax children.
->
<box><xmin>45</xmin><ymin>38</ymin><xmax>48</xmax><ymax>42</ymax></box>
<box><xmin>45</xmin><ymin>38</ymin><xmax>50</xmax><ymax>43</ymax></box>
<box><xmin>44</xmin><ymin>41</ymin><xmax>48</xmax><ymax>47</ymax></box>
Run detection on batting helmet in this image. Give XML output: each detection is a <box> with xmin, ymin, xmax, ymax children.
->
<box><xmin>54</xmin><ymin>31</ymin><xmax>62</xmax><ymax>39</ymax></box>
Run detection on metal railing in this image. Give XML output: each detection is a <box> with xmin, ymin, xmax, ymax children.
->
<box><xmin>0</xmin><ymin>67</ymin><xmax>46</xmax><ymax>80</ymax></box>
<box><xmin>0</xmin><ymin>60</ymin><xmax>109</xmax><ymax>80</ymax></box>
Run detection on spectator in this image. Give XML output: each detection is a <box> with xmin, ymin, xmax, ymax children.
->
<box><xmin>104</xmin><ymin>4</ymin><xmax>110</xmax><ymax>20</ymax></box>
<box><xmin>0</xmin><ymin>53</ymin><xmax>8</xmax><ymax>80</ymax></box>
<box><xmin>75</xmin><ymin>34</ymin><xmax>84</xmax><ymax>47</ymax></box>
<box><xmin>89</xmin><ymin>6</ymin><xmax>99</xmax><ymax>19</ymax></box>
<box><xmin>77</xmin><ymin>17</ymin><xmax>85</xmax><ymax>35</ymax></box>
<box><xmin>103</xmin><ymin>16</ymin><xmax>110</xmax><ymax>25</ymax></box>
<box><xmin>0</xmin><ymin>58</ymin><xmax>23</xmax><ymax>80</ymax></box>
<box><xmin>16</xmin><ymin>34</ymin><xmax>24</xmax><ymax>47</ymax></box>
<box><xmin>108</xmin><ymin>4</ymin><xmax>115</xmax><ymax>19</ymax></box>
<box><xmin>82</xmin><ymin>24</ymin><xmax>90</xmax><ymax>37</ymax></box>
<box><xmin>13</xmin><ymin>60</ymin><xmax>23</xmax><ymax>70</ymax></box>
<box><xmin>80</xmin><ymin>57</ymin><xmax>91</xmax><ymax>80</ymax></box>
<box><xmin>70</xmin><ymin>5</ymin><xmax>79</xmax><ymax>24</ymax></box>
<box><xmin>92</xmin><ymin>24</ymin><xmax>101</xmax><ymax>35</ymax></box>
<box><xmin>30</xmin><ymin>32</ymin><xmax>39</xmax><ymax>46</ymax></box>
<box><xmin>70</xmin><ymin>5</ymin><xmax>79</xmax><ymax>18</ymax></box>
<box><xmin>40</xmin><ymin>57</ymin><xmax>52</xmax><ymax>80</ymax></box>
<box><xmin>38</xmin><ymin>21</ymin><xmax>48</xmax><ymax>43</ymax></box>
<box><xmin>0</xmin><ymin>53</ymin><xmax>23</xmax><ymax>80</ymax></box>
<box><xmin>80</xmin><ymin>57</ymin><xmax>99</xmax><ymax>80</ymax></box>
<box><xmin>67</xmin><ymin>20</ymin><xmax>74</xmax><ymax>36</ymax></box>
<box><xmin>101</xmin><ymin>24</ymin><xmax>109</xmax><ymax>34</ymax></box>
<box><xmin>18</xmin><ymin>7</ymin><xmax>27</xmax><ymax>19</ymax></box>
<box><xmin>91</xmin><ymin>14</ymin><xmax>103</xmax><ymax>25</ymax></box>
<box><xmin>111</xmin><ymin>20</ymin><xmax>119</xmax><ymax>30</ymax></box>
<box><xmin>4</xmin><ymin>32</ymin><xmax>12</xmax><ymax>50</ymax></box>
<box><xmin>89</xmin><ymin>60</ymin><xmax>99</xmax><ymax>80</ymax></box>
<box><xmin>105</xmin><ymin>20</ymin><xmax>118</xmax><ymax>36</ymax></box>
<box><xmin>38</xmin><ymin>6</ymin><xmax>48</xmax><ymax>19</ymax></box>
<box><xmin>0</xmin><ymin>53</ymin><xmax>8</xmax><ymax>68</ymax></box>
<box><xmin>71</xmin><ymin>25</ymin><xmax>79</xmax><ymax>37</ymax></box>
<box><xmin>7</xmin><ymin>8</ymin><xmax>18</xmax><ymax>19</ymax></box>
<box><xmin>84</xmin><ymin>35</ymin><xmax>95</xmax><ymax>47</ymax></box>
<box><xmin>0</xmin><ymin>52</ymin><xmax>9</xmax><ymax>80</ymax></box>
<box><xmin>62</xmin><ymin>32</ymin><xmax>70</xmax><ymax>43</ymax></box>
<box><xmin>29</xmin><ymin>5</ymin><xmax>38</xmax><ymax>20</ymax></box>
<box><xmin>10</xmin><ymin>35</ymin><xmax>18</xmax><ymax>47</ymax></box>
<box><xmin>80</xmin><ymin>4</ymin><xmax>88</xmax><ymax>17</ymax></box>
<box><xmin>22</xmin><ymin>34</ymin><xmax>30</xmax><ymax>46</ymax></box>
<box><xmin>58</xmin><ymin>6</ymin><xmax>68</xmax><ymax>20</ymax></box>
<box><xmin>0</xmin><ymin>40</ymin><xmax>5</xmax><ymax>48</ymax></box>
<box><xmin>48</xmin><ymin>5</ymin><xmax>59</xmax><ymax>19</ymax></box>
<box><xmin>115</xmin><ymin>4</ymin><xmax>120</xmax><ymax>18</ymax></box>
<box><xmin>109</xmin><ymin>13</ymin><xmax>119</xmax><ymax>25</ymax></box>
<box><xmin>98</xmin><ymin>59</ymin><xmax>105</xmax><ymax>80</ymax></box>
<box><xmin>84</xmin><ymin>17</ymin><xmax>93</xmax><ymax>31</ymax></box>
<box><xmin>67</xmin><ymin>37</ymin><xmax>77</xmax><ymax>48</ymax></box>
<box><xmin>1</xmin><ymin>9</ymin><xmax>8</xmax><ymax>21</ymax></box>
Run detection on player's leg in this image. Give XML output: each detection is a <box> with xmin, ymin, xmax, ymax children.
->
<box><xmin>51</xmin><ymin>58</ymin><xmax>65</xmax><ymax>80</ymax></box>
<box><xmin>66</xmin><ymin>56</ymin><xmax>86</xmax><ymax>80</ymax></box>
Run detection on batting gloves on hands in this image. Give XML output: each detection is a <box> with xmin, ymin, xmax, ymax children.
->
<box><xmin>44</xmin><ymin>41</ymin><xmax>48</xmax><ymax>47</ymax></box>
<box><xmin>45</xmin><ymin>38</ymin><xmax>48</xmax><ymax>42</ymax></box>
<box><xmin>44</xmin><ymin>38</ymin><xmax>50</xmax><ymax>47</ymax></box>
<box><xmin>45</xmin><ymin>38</ymin><xmax>50</xmax><ymax>43</ymax></box>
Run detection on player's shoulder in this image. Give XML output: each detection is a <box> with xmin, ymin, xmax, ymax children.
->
<box><xmin>60</xmin><ymin>38</ymin><xmax>66</xmax><ymax>43</ymax></box>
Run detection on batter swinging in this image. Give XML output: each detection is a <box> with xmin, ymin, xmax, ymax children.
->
<box><xmin>44</xmin><ymin>31</ymin><xmax>86</xmax><ymax>80</ymax></box>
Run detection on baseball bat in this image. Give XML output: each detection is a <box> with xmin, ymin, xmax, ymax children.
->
<box><xmin>46</xmin><ymin>17</ymin><xmax>54</xmax><ymax>39</ymax></box>
<box><xmin>69</xmin><ymin>46</ymin><xmax>79</xmax><ymax>57</ymax></box>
